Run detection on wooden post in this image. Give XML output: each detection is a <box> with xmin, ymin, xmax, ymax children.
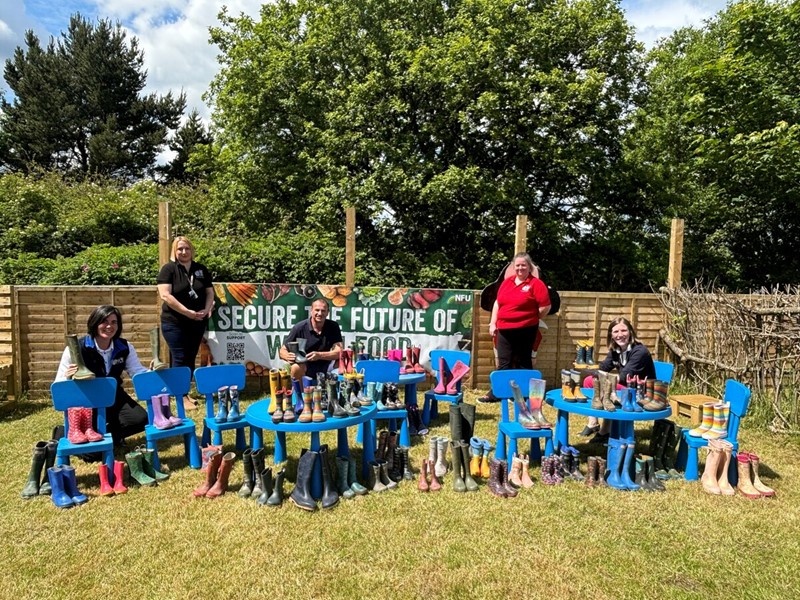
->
<box><xmin>346</xmin><ymin>207</ymin><xmax>356</xmax><ymax>287</ymax></box>
<box><xmin>158</xmin><ymin>201</ymin><xmax>173</xmax><ymax>268</ymax></box>
<box><xmin>515</xmin><ymin>213</ymin><xmax>528</xmax><ymax>255</ymax></box>
<box><xmin>668</xmin><ymin>218</ymin><xmax>684</xmax><ymax>288</ymax></box>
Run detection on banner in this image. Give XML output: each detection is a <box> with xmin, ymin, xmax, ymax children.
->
<box><xmin>207</xmin><ymin>284</ymin><xmax>473</xmax><ymax>376</ymax></box>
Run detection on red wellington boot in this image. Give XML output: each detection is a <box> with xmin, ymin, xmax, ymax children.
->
<box><xmin>412</xmin><ymin>346</ymin><xmax>425</xmax><ymax>374</ymax></box>
<box><xmin>113</xmin><ymin>460</ymin><xmax>128</xmax><ymax>494</ymax></box>
<box><xmin>82</xmin><ymin>408</ymin><xmax>104</xmax><ymax>442</ymax></box>
<box><xmin>98</xmin><ymin>463</ymin><xmax>115</xmax><ymax>496</ymax></box>
<box><xmin>67</xmin><ymin>408</ymin><xmax>88</xmax><ymax>444</ymax></box>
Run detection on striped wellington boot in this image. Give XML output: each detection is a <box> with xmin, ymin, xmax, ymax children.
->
<box><xmin>688</xmin><ymin>402</ymin><xmax>716</xmax><ymax>437</ymax></box>
<box><xmin>702</xmin><ymin>403</ymin><xmax>730</xmax><ymax>440</ymax></box>
<box><xmin>642</xmin><ymin>380</ymin><xmax>669</xmax><ymax>411</ymax></box>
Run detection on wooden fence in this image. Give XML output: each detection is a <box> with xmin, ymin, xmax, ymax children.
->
<box><xmin>0</xmin><ymin>285</ymin><xmax>667</xmax><ymax>398</ymax></box>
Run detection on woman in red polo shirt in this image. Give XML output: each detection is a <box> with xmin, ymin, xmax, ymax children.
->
<box><xmin>489</xmin><ymin>253</ymin><xmax>551</xmax><ymax>371</ymax></box>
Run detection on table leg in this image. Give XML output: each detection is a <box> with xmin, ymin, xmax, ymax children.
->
<box><xmin>362</xmin><ymin>420</ymin><xmax>375</xmax><ymax>480</ymax></box>
<box><xmin>310</xmin><ymin>432</ymin><xmax>322</xmax><ymax>500</ymax></box>
<box><xmin>274</xmin><ymin>431</ymin><xmax>287</xmax><ymax>464</ymax></box>
<box><xmin>555</xmin><ymin>409</ymin><xmax>570</xmax><ymax>451</ymax></box>
<box><xmin>337</xmin><ymin>428</ymin><xmax>350</xmax><ymax>458</ymax></box>
<box><xmin>251</xmin><ymin>427</ymin><xmax>263</xmax><ymax>451</ymax></box>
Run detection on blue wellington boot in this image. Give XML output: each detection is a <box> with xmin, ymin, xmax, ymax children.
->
<box><xmin>292</xmin><ymin>378</ymin><xmax>305</xmax><ymax>415</ymax></box>
<box><xmin>215</xmin><ymin>386</ymin><xmax>229</xmax><ymax>423</ymax></box>
<box><xmin>227</xmin><ymin>385</ymin><xmax>242</xmax><ymax>422</ymax></box>
<box><xmin>61</xmin><ymin>465</ymin><xmax>89</xmax><ymax>504</ymax></box>
<box><xmin>605</xmin><ymin>439</ymin><xmax>626</xmax><ymax>490</ymax></box>
<box><xmin>620</xmin><ymin>439</ymin><xmax>641</xmax><ymax>491</ymax></box>
<box><xmin>47</xmin><ymin>467</ymin><xmax>75</xmax><ymax>509</ymax></box>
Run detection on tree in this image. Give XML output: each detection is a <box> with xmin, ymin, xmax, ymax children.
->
<box><xmin>160</xmin><ymin>109</ymin><xmax>214</xmax><ymax>184</ymax></box>
<box><xmin>1</xmin><ymin>14</ymin><xmax>185</xmax><ymax>181</ymax></box>
<box><xmin>205</xmin><ymin>0</ymin><xmax>646</xmax><ymax>288</ymax></box>
<box><xmin>625</xmin><ymin>0</ymin><xmax>800</xmax><ymax>290</ymax></box>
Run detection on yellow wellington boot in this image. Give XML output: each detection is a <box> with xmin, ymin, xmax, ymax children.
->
<box><xmin>268</xmin><ymin>369</ymin><xmax>280</xmax><ymax>414</ymax></box>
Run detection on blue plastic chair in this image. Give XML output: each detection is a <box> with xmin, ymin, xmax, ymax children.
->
<box><xmin>676</xmin><ymin>379</ymin><xmax>751</xmax><ymax>482</ymax></box>
<box><xmin>491</xmin><ymin>369</ymin><xmax>554</xmax><ymax>462</ymax></box>
<box><xmin>195</xmin><ymin>364</ymin><xmax>255</xmax><ymax>450</ymax></box>
<box><xmin>422</xmin><ymin>349</ymin><xmax>471</xmax><ymax>425</ymax></box>
<box><xmin>654</xmin><ymin>360</ymin><xmax>675</xmax><ymax>384</ymax></box>
<box><xmin>355</xmin><ymin>360</ymin><xmax>411</xmax><ymax>449</ymax></box>
<box><xmin>131</xmin><ymin>367</ymin><xmax>201</xmax><ymax>471</ymax></box>
<box><xmin>51</xmin><ymin>377</ymin><xmax>117</xmax><ymax>482</ymax></box>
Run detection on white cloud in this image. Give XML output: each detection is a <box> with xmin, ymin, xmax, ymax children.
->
<box><xmin>621</xmin><ymin>0</ymin><xmax>728</xmax><ymax>48</ymax></box>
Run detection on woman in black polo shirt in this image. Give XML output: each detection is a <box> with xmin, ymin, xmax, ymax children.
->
<box><xmin>157</xmin><ymin>236</ymin><xmax>215</xmax><ymax>408</ymax></box>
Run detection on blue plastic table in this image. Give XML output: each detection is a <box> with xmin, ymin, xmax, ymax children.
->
<box><xmin>545</xmin><ymin>388</ymin><xmax>671</xmax><ymax>478</ymax></box>
<box><xmin>246</xmin><ymin>401</ymin><xmax>377</xmax><ymax>498</ymax></box>
<box><xmin>357</xmin><ymin>372</ymin><xmax>427</xmax><ymax>449</ymax></box>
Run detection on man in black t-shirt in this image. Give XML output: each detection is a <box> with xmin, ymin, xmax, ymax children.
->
<box><xmin>279</xmin><ymin>298</ymin><xmax>343</xmax><ymax>381</ymax></box>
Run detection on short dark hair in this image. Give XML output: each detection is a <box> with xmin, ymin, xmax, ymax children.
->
<box><xmin>311</xmin><ymin>298</ymin><xmax>330</xmax><ymax>311</ymax></box>
<box><xmin>87</xmin><ymin>305</ymin><xmax>123</xmax><ymax>340</ymax></box>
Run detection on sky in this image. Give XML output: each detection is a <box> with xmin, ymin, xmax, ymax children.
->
<box><xmin>0</xmin><ymin>0</ymin><xmax>729</xmax><ymax>122</ymax></box>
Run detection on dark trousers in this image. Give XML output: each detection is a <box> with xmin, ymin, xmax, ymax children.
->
<box><xmin>496</xmin><ymin>326</ymin><xmax>538</xmax><ymax>371</ymax></box>
<box><xmin>105</xmin><ymin>388</ymin><xmax>148</xmax><ymax>443</ymax></box>
<box><xmin>161</xmin><ymin>318</ymin><xmax>206</xmax><ymax>374</ymax></box>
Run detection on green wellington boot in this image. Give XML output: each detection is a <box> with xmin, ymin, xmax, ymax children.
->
<box><xmin>336</xmin><ymin>455</ymin><xmax>355</xmax><ymax>500</ymax></box>
<box><xmin>38</xmin><ymin>439</ymin><xmax>58</xmax><ymax>495</ymax></box>
<box><xmin>250</xmin><ymin>448</ymin><xmax>266</xmax><ymax>499</ymax></box>
<box><xmin>149</xmin><ymin>327</ymin><xmax>168</xmax><ymax>370</ymax></box>
<box><xmin>125</xmin><ymin>449</ymin><xmax>157</xmax><ymax>487</ymax></box>
<box><xmin>66</xmin><ymin>334</ymin><xmax>95</xmax><ymax>380</ymax></box>
<box><xmin>238</xmin><ymin>449</ymin><xmax>255</xmax><ymax>497</ymax></box>
<box><xmin>347</xmin><ymin>456</ymin><xmax>368</xmax><ymax>496</ymax></box>
<box><xmin>256</xmin><ymin>467</ymin><xmax>274</xmax><ymax>506</ymax></box>
<box><xmin>21</xmin><ymin>441</ymin><xmax>48</xmax><ymax>499</ymax></box>
<box><xmin>450</xmin><ymin>440</ymin><xmax>467</xmax><ymax>492</ymax></box>
<box><xmin>139</xmin><ymin>447</ymin><xmax>170</xmax><ymax>482</ymax></box>
<box><xmin>459</xmin><ymin>441</ymin><xmax>479</xmax><ymax>492</ymax></box>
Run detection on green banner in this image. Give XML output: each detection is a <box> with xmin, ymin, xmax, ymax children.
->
<box><xmin>207</xmin><ymin>284</ymin><xmax>473</xmax><ymax>375</ymax></box>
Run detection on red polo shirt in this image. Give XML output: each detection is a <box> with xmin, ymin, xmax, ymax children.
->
<box><xmin>496</xmin><ymin>274</ymin><xmax>550</xmax><ymax>329</ymax></box>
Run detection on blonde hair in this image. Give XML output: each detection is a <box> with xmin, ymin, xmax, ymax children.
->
<box><xmin>171</xmin><ymin>236</ymin><xmax>195</xmax><ymax>261</ymax></box>
<box><xmin>512</xmin><ymin>252</ymin><xmax>539</xmax><ymax>277</ymax></box>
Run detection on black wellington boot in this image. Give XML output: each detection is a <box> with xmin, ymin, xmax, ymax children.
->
<box><xmin>250</xmin><ymin>448</ymin><xmax>266</xmax><ymax>499</ymax></box>
<box><xmin>449</xmin><ymin>404</ymin><xmax>463</xmax><ymax>443</ymax></box>
<box><xmin>319</xmin><ymin>445</ymin><xmax>340</xmax><ymax>509</ymax></box>
<box><xmin>21</xmin><ymin>441</ymin><xmax>48</xmax><ymax>499</ymax></box>
<box><xmin>238</xmin><ymin>449</ymin><xmax>255</xmax><ymax>498</ymax></box>
<box><xmin>256</xmin><ymin>467</ymin><xmax>274</xmax><ymax>506</ymax></box>
<box><xmin>290</xmin><ymin>450</ymin><xmax>318</xmax><ymax>511</ymax></box>
<box><xmin>459</xmin><ymin>403</ymin><xmax>476</xmax><ymax>443</ymax></box>
<box><xmin>39</xmin><ymin>439</ymin><xmax>58</xmax><ymax>495</ymax></box>
<box><xmin>267</xmin><ymin>466</ymin><xmax>285</xmax><ymax>506</ymax></box>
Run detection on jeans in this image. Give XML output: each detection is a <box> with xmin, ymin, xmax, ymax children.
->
<box><xmin>161</xmin><ymin>318</ymin><xmax>207</xmax><ymax>374</ymax></box>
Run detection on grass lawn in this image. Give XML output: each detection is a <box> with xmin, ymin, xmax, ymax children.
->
<box><xmin>2</xmin><ymin>388</ymin><xmax>798</xmax><ymax>600</ymax></box>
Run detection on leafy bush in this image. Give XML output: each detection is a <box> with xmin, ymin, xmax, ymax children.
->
<box><xmin>40</xmin><ymin>244</ymin><xmax>159</xmax><ymax>285</ymax></box>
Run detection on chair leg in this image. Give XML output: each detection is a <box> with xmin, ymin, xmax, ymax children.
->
<box><xmin>431</xmin><ymin>398</ymin><xmax>439</xmax><ymax>420</ymax></box>
<box><xmin>729</xmin><ymin>450</ymin><xmax>739</xmax><ymax>486</ymax></box>
<box><xmin>508</xmin><ymin>438</ymin><xmax>518</xmax><ymax>461</ymax></box>
<box><xmin>495</xmin><ymin>431</ymin><xmax>507</xmax><ymax>461</ymax></box>
<box><xmin>201</xmin><ymin>425</ymin><xmax>211</xmax><ymax>447</ymax></box>
<box><xmin>684</xmin><ymin>446</ymin><xmax>699</xmax><ymax>481</ymax></box>
<box><xmin>188</xmin><ymin>433</ymin><xmax>201</xmax><ymax>469</ymax></box>
<box><xmin>213</xmin><ymin>429</ymin><xmax>223</xmax><ymax>446</ymax></box>
<box><xmin>421</xmin><ymin>394</ymin><xmax>432</xmax><ymax>426</ymax></box>
<box><xmin>104</xmin><ymin>451</ymin><xmax>116</xmax><ymax>486</ymax></box>
<box><xmin>544</xmin><ymin>436</ymin><xmax>555</xmax><ymax>457</ymax></box>
<box><xmin>235</xmin><ymin>428</ymin><xmax>246</xmax><ymax>451</ymax></box>
<box><xmin>529</xmin><ymin>438</ymin><xmax>542</xmax><ymax>463</ymax></box>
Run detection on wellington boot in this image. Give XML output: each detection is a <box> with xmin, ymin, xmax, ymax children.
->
<box><xmin>140</xmin><ymin>447</ymin><xmax>170</xmax><ymax>482</ymax></box>
<box><xmin>378</xmin><ymin>460</ymin><xmax>398</xmax><ymax>490</ymax></box>
<box><xmin>272</xmin><ymin>390</ymin><xmax>285</xmax><ymax>423</ymax></box>
<box><xmin>328</xmin><ymin>381</ymin><xmax>348</xmax><ymax>419</ymax></box>
<box><xmin>66</xmin><ymin>334</ymin><xmax>95</xmax><ymax>380</ymax></box>
<box><xmin>206</xmin><ymin>452</ymin><xmax>235</xmax><ymax>499</ymax></box>
<box><xmin>412</xmin><ymin>346</ymin><xmax>425</xmax><ymax>374</ymax></box>
<box><xmin>299</xmin><ymin>388</ymin><xmax>314</xmax><ymax>424</ymax></box>
<box><xmin>387</xmin><ymin>432</ymin><xmax>399</xmax><ymax>478</ymax></box>
<box><xmin>193</xmin><ymin>451</ymin><xmax>221</xmax><ymax>497</ymax></box>
<box><xmin>519</xmin><ymin>454</ymin><xmax>535</xmax><ymax>488</ymax></box>
<box><xmin>459</xmin><ymin>442</ymin><xmax>479</xmax><ymax>491</ymax></box>
<box><xmin>602</xmin><ymin>378</ymin><xmax>618</xmax><ymax>412</ymax></box>
<box><xmin>529</xmin><ymin>398</ymin><xmax>552</xmax><ymax>429</ymax></box>
<box><xmin>605</xmin><ymin>439</ymin><xmax>626</xmax><ymax>490</ymax></box>
<box><xmin>335</xmin><ymin>456</ymin><xmax>355</xmax><ymax>500</ymax></box>
<box><xmin>368</xmin><ymin>461</ymin><xmax>387</xmax><ymax>493</ymax></box>
<box><xmin>290</xmin><ymin>450</ymin><xmax>318</xmax><ymax>510</ymax></box>
<box><xmin>428</xmin><ymin>436</ymin><xmax>438</xmax><ymax>466</ymax></box>
<box><xmin>715</xmin><ymin>440</ymin><xmax>735</xmax><ymax>496</ymax></box>
<box><xmin>469</xmin><ymin>437</ymin><xmax>483</xmax><ymax>477</ymax></box>
<box><xmin>376</xmin><ymin>430</ymin><xmax>389</xmax><ymax>461</ymax></box>
<box><xmin>311</xmin><ymin>388</ymin><xmax>326</xmax><ymax>423</ymax></box>
<box><xmin>347</xmin><ymin>457</ymin><xmax>368</xmax><ymax>495</ymax></box>
<box><xmin>570</xmin><ymin>370</ymin><xmax>587</xmax><ymax>400</ymax></box>
<box><xmin>648</xmin><ymin>420</ymin><xmax>668</xmax><ymax>469</ymax></box>
<box><xmin>567</xmin><ymin>446</ymin><xmax>584</xmax><ymax>482</ymax></box>
<box><xmin>745</xmin><ymin>452</ymin><xmax>775</xmax><ymax>497</ymax></box>
<box><xmin>250</xmin><ymin>448</ymin><xmax>266</xmax><ymax>498</ymax></box>
<box><xmin>402</xmin><ymin>347</ymin><xmax>415</xmax><ymax>374</ymax></box>
<box><xmin>586</xmin><ymin>456</ymin><xmax>598</xmax><ymax>488</ymax></box>
<box><xmin>434</xmin><ymin>356</ymin><xmax>450</xmax><ymax>394</ymax></box>
<box><xmin>152</xmin><ymin>394</ymin><xmax>173</xmax><ymax>430</ymax></box>
<box><xmin>646</xmin><ymin>456</ymin><xmax>665</xmax><ymax>491</ymax></box>
<box><xmin>318</xmin><ymin>446</ymin><xmax>339</xmax><ymax>509</ymax></box>
<box><xmin>435</xmin><ymin>437</ymin><xmax>449</xmax><ymax>478</ymax></box>
<box><xmin>21</xmin><ymin>441</ymin><xmax>48</xmax><ymax>499</ymax></box>
<box><xmin>445</xmin><ymin>360</ymin><xmax>470</xmax><ymax>394</ymax></box>
<box><xmin>561</xmin><ymin>370</ymin><xmax>576</xmax><ymax>402</ymax></box>
<box><xmin>701</xmin><ymin>443</ymin><xmax>723</xmax><ymax>494</ymax></box>
<box><xmin>280</xmin><ymin>371</ymin><xmax>292</xmax><ymax>397</ymax></box>
<box><xmin>592</xmin><ymin>372</ymin><xmax>605</xmax><ymax>410</ymax></box>
<box><xmin>596</xmin><ymin>457</ymin><xmax>608</xmax><ymax>487</ymax></box>
<box><xmin>702</xmin><ymin>403</ymin><xmax>730</xmax><ymax>440</ymax></box>
<box><xmin>688</xmin><ymin>402</ymin><xmax>716</xmax><ymax>437</ymax></box>
<box><xmin>268</xmin><ymin>369</ymin><xmax>280</xmax><ymax>413</ymax></box>
<box><xmin>574</xmin><ymin>342</ymin><xmax>587</xmax><ymax>368</ymax></box>
<box><xmin>61</xmin><ymin>465</ymin><xmax>88</xmax><ymax>505</ymax></box>
<box><xmin>215</xmin><ymin>387</ymin><xmax>229</xmax><ymax>424</ymax></box>
<box><xmin>418</xmin><ymin>457</ymin><xmax>429</xmax><ymax>492</ymax></box>
<box><xmin>499</xmin><ymin>460</ymin><xmax>518</xmax><ymax>497</ymax></box>
<box><xmin>267</xmin><ymin>466</ymin><xmax>286</xmax><ymax>506</ymax></box>
<box><xmin>160</xmin><ymin>394</ymin><xmax>182</xmax><ymax>427</ymax></box>
<box><xmin>428</xmin><ymin>459</ymin><xmax>442</xmax><ymax>492</ymax></box>
<box><xmin>81</xmin><ymin>408</ymin><xmax>104</xmax><ymax>441</ymax></box>
<box><xmin>98</xmin><ymin>463</ymin><xmax>115</xmax><ymax>496</ymax></box>
<box><xmin>238</xmin><ymin>449</ymin><xmax>255</xmax><ymax>497</ymax></box>
<box><xmin>487</xmin><ymin>459</ymin><xmax>508</xmax><ymax>498</ymax></box>
<box><xmin>256</xmin><ymin>468</ymin><xmax>274</xmax><ymax>506</ymax></box>
<box><xmin>508</xmin><ymin>453</ymin><xmax>524</xmax><ymax>488</ymax></box>
<box><xmin>735</xmin><ymin>454</ymin><xmax>761</xmax><ymax>499</ymax></box>
<box><xmin>126</xmin><ymin>449</ymin><xmax>157</xmax><ymax>487</ymax></box>
<box><xmin>510</xmin><ymin>380</ymin><xmax>539</xmax><ymax>430</ymax></box>
<box><xmin>39</xmin><ymin>439</ymin><xmax>57</xmax><ymax>495</ymax></box>
<box><xmin>620</xmin><ymin>440</ymin><xmax>640</xmax><ymax>491</ymax></box>
<box><xmin>227</xmin><ymin>386</ymin><xmax>242</xmax><ymax>422</ymax></box>
<box><xmin>67</xmin><ymin>408</ymin><xmax>88</xmax><ymax>444</ymax></box>
<box><xmin>480</xmin><ymin>439</ymin><xmax>493</xmax><ymax>478</ymax></box>
<box><xmin>449</xmin><ymin>404</ymin><xmax>463</xmax><ymax>442</ymax></box>
<box><xmin>47</xmin><ymin>467</ymin><xmax>74</xmax><ymax>509</ymax></box>
<box><xmin>113</xmin><ymin>460</ymin><xmax>128</xmax><ymax>494</ymax></box>
<box><xmin>459</xmin><ymin>403</ymin><xmax>476</xmax><ymax>442</ymax></box>
<box><xmin>635</xmin><ymin>455</ymin><xmax>653</xmax><ymax>492</ymax></box>
<box><xmin>149</xmin><ymin>327</ymin><xmax>168</xmax><ymax>370</ymax></box>
<box><xmin>400</xmin><ymin>447</ymin><xmax>414</xmax><ymax>481</ymax></box>
<box><xmin>282</xmin><ymin>388</ymin><xmax>296</xmax><ymax>423</ymax></box>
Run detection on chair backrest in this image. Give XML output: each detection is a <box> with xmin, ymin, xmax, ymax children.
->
<box><xmin>51</xmin><ymin>377</ymin><xmax>118</xmax><ymax>436</ymax></box>
<box><xmin>490</xmin><ymin>370</ymin><xmax>542</xmax><ymax>423</ymax></box>
<box><xmin>723</xmin><ymin>378</ymin><xmax>751</xmax><ymax>442</ymax></box>
<box><xmin>654</xmin><ymin>361</ymin><xmax>675</xmax><ymax>384</ymax></box>
<box><xmin>194</xmin><ymin>364</ymin><xmax>247</xmax><ymax>417</ymax></box>
<box><xmin>132</xmin><ymin>367</ymin><xmax>192</xmax><ymax>421</ymax></box>
<box><xmin>357</xmin><ymin>360</ymin><xmax>401</xmax><ymax>383</ymax></box>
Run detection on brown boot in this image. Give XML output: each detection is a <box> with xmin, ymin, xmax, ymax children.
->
<box><xmin>418</xmin><ymin>457</ymin><xmax>429</xmax><ymax>492</ymax></box>
<box><xmin>519</xmin><ymin>454</ymin><xmax>534</xmax><ymax>488</ymax></box>
<box><xmin>376</xmin><ymin>430</ymin><xmax>389</xmax><ymax>461</ymax></box>
<box><xmin>428</xmin><ymin>460</ymin><xmax>442</xmax><ymax>492</ymax></box>
<box><xmin>586</xmin><ymin>456</ymin><xmax>598</xmax><ymax>487</ymax></box>
<box><xmin>193</xmin><ymin>451</ymin><xmax>222</xmax><ymax>497</ymax></box>
<box><xmin>508</xmin><ymin>454</ymin><xmax>524</xmax><ymax>488</ymax></box>
<box><xmin>206</xmin><ymin>452</ymin><xmax>236</xmax><ymax>499</ymax></box>
<box><xmin>716</xmin><ymin>440</ymin><xmax>735</xmax><ymax>496</ymax></box>
<box><xmin>596</xmin><ymin>457</ymin><xmax>608</xmax><ymax>487</ymax></box>
<box><xmin>701</xmin><ymin>442</ymin><xmax>723</xmax><ymax>495</ymax></box>
<box><xmin>736</xmin><ymin>454</ymin><xmax>762</xmax><ymax>499</ymax></box>
<box><xmin>746</xmin><ymin>452</ymin><xmax>775</xmax><ymax>497</ymax></box>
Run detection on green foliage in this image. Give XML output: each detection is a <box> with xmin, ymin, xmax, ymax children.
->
<box><xmin>40</xmin><ymin>244</ymin><xmax>159</xmax><ymax>285</ymax></box>
<box><xmin>1</xmin><ymin>14</ymin><xmax>185</xmax><ymax>181</ymax></box>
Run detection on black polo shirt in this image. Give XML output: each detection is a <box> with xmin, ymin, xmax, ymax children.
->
<box><xmin>157</xmin><ymin>260</ymin><xmax>213</xmax><ymax>324</ymax></box>
<box><xmin>285</xmin><ymin>318</ymin><xmax>343</xmax><ymax>376</ymax></box>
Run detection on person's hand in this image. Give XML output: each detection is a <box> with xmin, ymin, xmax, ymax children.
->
<box><xmin>305</xmin><ymin>351</ymin><xmax>319</xmax><ymax>362</ymax></box>
<box><xmin>489</xmin><ymin>322</ymin><xmax>497</xmax><ymax>336</ymax></box>
<box><xmin>285</xmin><ymin>351</ymin><xmax>297</xmax><ymax>363</ymax></box>
<box><xmin>65</xmin><ymin>364</ymin><xmax>78</xmax><ymax>379</ymax></box>
<box><xmin>189</xmin><ymin>310</ymin><xmax>205</xmax><ymax>321</ymax></box>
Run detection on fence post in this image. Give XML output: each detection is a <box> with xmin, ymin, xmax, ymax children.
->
<box><xmin>515</xmin><ymin>212</ymin><xmax>528</xmax><ymax>255</ymax></box>
<box><xmin>346</xmin><ymin>207</ymin><xmax>356</xmax><ymax>287</ymax></box>
<box><xmin>668</xmin><ymin>218</ymin><xmax>684</xmax><ymax>288</ymax></box>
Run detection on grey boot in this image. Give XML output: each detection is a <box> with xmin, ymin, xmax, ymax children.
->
<box><xmin>255</xmin><ymin>468</ymin><xmax>273</xmax><ymax>506</ymax></box>
<box><xmin>336</xmin><ymin>456</ymin><xmax>355</xmax><ymax>499</ymax></box>
<box><xmin>238</xmin><ymin>449</ymin><xmax>254</xmax><ymax>497</ymax></box>
<box><xmin>347</xmin><ymin>456</ymin><xmax>368</xmax><ymax>495</ymax></box>
<box><xmin>435</xmin><ymin>437</ymin><xmax>449</xmax><ymax>478</ymax></box>
<box><xmin>368</xmin><ymin>461</ymin><xmax>387</xmax><ymax>493</ymax></box>
<box><xmin>250</xmin><ymin>448</ymin><xmax>266</xmax><ymax>498</ymax></box>
<box><xmin>266</xmin><ymin>466</ymin><xmax>285</xmax><ymax>506</ymax></box>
